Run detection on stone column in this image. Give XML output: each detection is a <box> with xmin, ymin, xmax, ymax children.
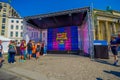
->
<box><xmin>105</xmin><ymin>21</ymin><xmax>110</xmax><ymax>42</ymax></box>
<box><xmin>113</xmin><ymin>22</ymin><xmax>116</xmax><ymax>34</ymax></box>
<box><xmin>97</xmin><ymin>20</ymin><xmax>100</xmax><ymax>40</ymax></box>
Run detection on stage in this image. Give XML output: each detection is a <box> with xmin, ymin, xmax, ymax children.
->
<box><xmin>23</xmin><ymin>7</ymin><xmax>94</xmax><ymax>56</ymax></box>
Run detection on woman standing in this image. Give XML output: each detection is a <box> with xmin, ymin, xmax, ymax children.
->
<box><xmin>41</xmin><ymin>42</ymin><xmax>44</xmax><ymax>55</ymax></box>
<box><xmin>32</xmin><ymin>41</ymin><xmax>36</xmax><ymax>58</ymax></box>
<box><xmin>20</xmin><ymin>40</ymin><xmax>27</xmax><ymax>62</ymax></box>
<box><xmin>36</xmin><ymin>42</ymin><xmax>41</xmax><ymax>59</ymax></box>
<box><xmin>8</xmin><ymin>41</ymin><xmax>17</xmax><ymax>63</ymax></box>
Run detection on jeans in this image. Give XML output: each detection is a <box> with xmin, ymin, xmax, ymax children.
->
<box><xmin>8</xmin><ymin>52</ymin><xmax>15</xmax><ymax>63</ymax></box>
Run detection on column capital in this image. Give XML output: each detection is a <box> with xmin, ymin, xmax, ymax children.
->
<box><xmin>105</xmin><ymin>21</ymin><xmax>108</xmax><ymax>23</ymax></box>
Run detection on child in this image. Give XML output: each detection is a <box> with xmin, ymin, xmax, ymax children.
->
<box><xmin>36</xmin><ymin>42</ymin><xmax>41</xmax><ymax>59</ymax></box>
<box><xmin>23</xmin><ymin>40</ymin><xmax>27</xmax><ymax>60</ymax></box>
<box><xmin>110</xmin><ymin>36</ymin><xmax>118</xmax><ymax>66</ymax></box>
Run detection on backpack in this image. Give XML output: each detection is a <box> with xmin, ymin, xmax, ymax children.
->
<box><xmin>9</xmin><ymin>45</ymin><xmax>15</xmax><ymax>53</ymax></box>
<box><xmin>27</xmin><ymin>43</ymin><xmax>32</xmax><ymax>50</ymax></box>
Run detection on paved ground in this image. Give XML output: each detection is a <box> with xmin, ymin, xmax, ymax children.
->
<box><xmin>0</xmin><ymin>69</ymin><xmax>29</xmax><ymax>80</ymax></box>
<box><xmin>0</xmin><ymin>53</ymin><xmax>120</xmax><ymax>80</ymax></box>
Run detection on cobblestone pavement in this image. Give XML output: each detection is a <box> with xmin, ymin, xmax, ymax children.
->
<box><xmin>0</xmin><ymin>54</ymin><xmax>120</xmax><ymax>80</ymax></box>
<box><xmin>0</xmin><ymin>69</ymin><xmax>29</xmax><ymax>80</ymax></box>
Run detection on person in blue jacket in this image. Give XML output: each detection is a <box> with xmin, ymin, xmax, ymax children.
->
<box><xmin>110</xmin><ymin>35</ymin><xmax>118</xmax><ymax>66</ymax></box>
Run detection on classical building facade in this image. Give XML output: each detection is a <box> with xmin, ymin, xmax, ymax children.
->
<box><xmin>8</xmin><ymin>18</ymin><xmax>23</xmax><ymax>42</ymax></box>
<box><xmin>0</xmin><ymin>2</ymin><xmax>21</xmax><ymax>37</ymax></box>
<box><xmin>93</xmin><ymin>9</ymin><xmax>120</xmax><ymax>42</ymax></box>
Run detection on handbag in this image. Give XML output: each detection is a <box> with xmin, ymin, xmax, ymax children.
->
<box><xmin>9</xmin><ymin>47</ymin><xmax>16</xmax><ymax>53</ymax></box>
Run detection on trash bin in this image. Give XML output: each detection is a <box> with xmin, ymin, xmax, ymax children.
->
<box><xmin>94</xmin><ymin>40</ymin><xmax>109</xmax><ymax>59</ymax></box>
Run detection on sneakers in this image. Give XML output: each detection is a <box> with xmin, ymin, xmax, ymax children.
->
<box><xmin>113</xmin><ymin>60</ymin><xmax>119</xmax><ymax>66</ymax></box>
<box><xmin>23</xmin><ymin>60</ymin><xmax>26</xmax><ymax>62</ymax></box>
<box><xmin>19</xmin><ymin>60</ymin><xmax>26</xmax><ymax>62</ymax></box>
<box><xmin>12</xmin><ymin>62</ymin><xmax>16</xmax><ymax>64</ymax></box>
<box><xmin>19</xmin><ymin>59</ymin><xmax>22</xmax><ymax>62</ymax></box>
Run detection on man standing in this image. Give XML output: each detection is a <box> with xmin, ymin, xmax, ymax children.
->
<box><xmin>115</xmin><ymin>33</ymin><xmax>120</xmax><ymax>65</ymax></box>
<box><xmin>0</xmin><ymin>40</ymin><xmax>4</xmax><ymax>68</ymax></box>
<box><xmin>110</xmin><ymin>36</ymin><xmax>118</xmax><ymax>66</ymax></box>
<box><xmin>27</xmin><ymin>40</ymin><xmax>32</xmax><ymax>59</ymax></box>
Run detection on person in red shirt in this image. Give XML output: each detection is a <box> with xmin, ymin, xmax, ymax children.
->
<box><xmin>20</xmin><ymin>40</ymin><xmax>26</xmax><ymax>62</ymax></box>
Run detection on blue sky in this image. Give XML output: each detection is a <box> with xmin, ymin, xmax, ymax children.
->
<box><xmin>3</xmin><ymin>0</ymin><xmax>120</xmax><ymax>17</ymax></box>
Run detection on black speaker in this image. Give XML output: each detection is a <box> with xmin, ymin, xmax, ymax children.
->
<box><xmin>94</xmin><ymin>45</ymin><xmax>109</xmax><ymax>59</ymax></box>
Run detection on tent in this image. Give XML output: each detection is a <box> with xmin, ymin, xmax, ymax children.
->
<box><xmin>0</xmin><ymin>36</ymin><xmax>12</xmax><ymax>53</ymax></box>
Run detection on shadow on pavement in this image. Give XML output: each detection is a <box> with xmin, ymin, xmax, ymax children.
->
<box><xmin>94</xmin><ymin>59</ymin><xmax>114</xmax><ymax>66</ymax></box>
<box><xmin>96</xmin><ymin>78</ymin><xmax>103</xmax><ymax>80</ymax></box>
<box><xmin>94</xmin><ymin>59</ymin><xmax>120</xmax><ymax>67</ymax></box>
<box><xmin>103</xmin><ymin>70</ymin><xmax>120</xmax><ymax>78</ymax></box>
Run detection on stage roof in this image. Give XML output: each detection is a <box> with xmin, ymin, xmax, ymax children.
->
<box><xmin>24</xmin><ymin>7</ymin><xmax>90</xmax><ymax>29</ymax></box>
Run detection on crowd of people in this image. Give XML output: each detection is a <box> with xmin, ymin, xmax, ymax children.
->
<box><xmin>0</xmin><ymin>40</ymin><xmax>47</xmax><ymax>67</ymax></box>
<box><xmin>0</xmin><ymin>34</ymin><xmax>120</xmax><ymax>68</ymax></box>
